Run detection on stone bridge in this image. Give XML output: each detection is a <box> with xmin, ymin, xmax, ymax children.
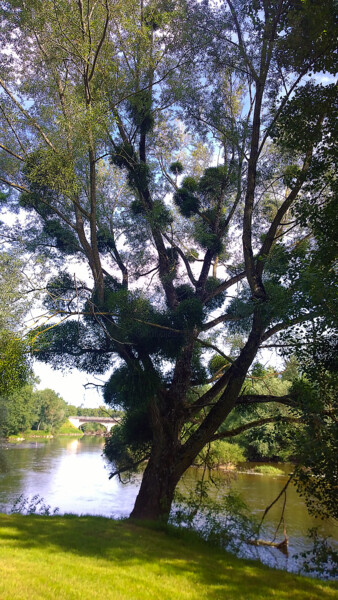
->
<box><xmin>68</xmin><ymin>416</ymin><xmax>121</xmax><ymax>433</ymax></box>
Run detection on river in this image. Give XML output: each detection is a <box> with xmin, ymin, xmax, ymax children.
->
<box><xmin>0</xmin><ymin>436</ymin><xmax>337</xmax><ymax>576</ymax></box>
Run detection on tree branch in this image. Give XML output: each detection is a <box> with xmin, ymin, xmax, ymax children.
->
<box><xmin>211</xmin><ymin>416</ymin><xmax>302</xmax><ymax>441</ymax></box>
<box><xmin>236</xmin><ymin>394</ymin><xmax>294</xmax><ymax>407</ymax></box>
<box><xmin>0</xmin><ymin>77</ymin><xmax>57</xmax><ymax>152</ymax></box>
<box><xmin>0</xmin><ymin>143</ymin><xmax>24</xmax><ymax>161</ymax></box>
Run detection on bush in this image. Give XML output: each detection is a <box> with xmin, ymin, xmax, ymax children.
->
<box><xmin>57</xmin><ymin>422</ymin><xmax>83</xmax><ymax>435</ymax></box>
<box><xmin>253</xmin><ymin>465</ymin><xmax>284</xmax><ymax>475</ymax></box>
<box><xmin>195</xmin><ymin>440</ymin><xmax>245</xmax><ymax>469</ymax></box>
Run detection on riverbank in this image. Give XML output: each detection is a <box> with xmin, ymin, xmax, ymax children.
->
<box><xmin>0</xmin><ymin>514</ymin><xmax>336</xmax><ymax>600</ymax></box>
<box><xmin>6</xmin><ymin>427</ymin><xmax>110</xmax><ymax>442</ymax></box>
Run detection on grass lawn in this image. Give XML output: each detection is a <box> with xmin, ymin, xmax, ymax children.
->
<box><xmin>0</xmin><ymin>514</ymin><xmax>336</xmax><ymax>600</ymax></box>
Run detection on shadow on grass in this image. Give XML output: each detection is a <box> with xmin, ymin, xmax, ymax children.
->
<box><xmin>0</xmin><ymin>514</ymin><xmax>336</xmax><ymax>599</ymax></box>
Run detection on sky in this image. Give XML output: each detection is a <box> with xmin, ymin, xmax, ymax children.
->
<box><xmin>34</xmin><ymin>361</ymin><xmax>107</xmax><ymax>408</ymax></box>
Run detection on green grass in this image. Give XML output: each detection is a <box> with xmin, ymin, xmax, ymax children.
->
<box><xmin>57</xmin><ymin>422</ymin><xmax>83</xmax><ymax>435</ymax></box>
<box><xmin>7</xmin><ymin>430</ymin><xmax>53</xmax><ymax>442</ymax></box>
<box><xmin>23</xmin><ymin>429</ymin><xmax>54</xmax><ymax>437</ymax></box>
<box><xmin>0</xmin><ymin>514</ymin><xmax>336</xmax><ymax>600</ymax></box>
<box><xmin>253</xmin><ymin>465</ymin><xmax>285</xmax><ymax>476</ymax></box>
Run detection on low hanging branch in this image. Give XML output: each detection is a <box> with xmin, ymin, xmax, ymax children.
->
<box><xmin>236</xmin><ymin>394</ymin><xmax>294</xmax><ymax>407</ymax></box>
<box><xmin>211</xmin><ymin>416</ymin><xmax>302</xmax><ymax>441</ymax></box>
<box><xmin>247</xmin><ymin>474</ymin><xmax>294</xmax><ymax>555</ymax></box>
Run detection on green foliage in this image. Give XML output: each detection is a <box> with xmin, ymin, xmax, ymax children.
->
<box><xmin>227</xmin><ymin>363</ymin><xmax>295</xmax><ymax>462</ymax></box>
<box><xmin>103</xmin><ymin>364</ymin><xmax>161</xmax><ymax>411</ymax></box>
<box><xmin>30</xmin><ymin>320</ymin><xmax>113</xmax><ymax>374</ymax></box>
<box><xmin>181</xmin><ymin>176</ymin><xmax>198</xmax><ymax>192</ymax></box>
<box><xmin>127</xmin><ymin>91</ymin><xmax>154</xmax><ymax>135</ymax></box>
<box><xmin>57</xmin><ymin>421</ymin><xmax>83</xmax><ymax>435</ymax></box>
<box><xmin>111</xmin><ymin>143</ymin><xmax>137</xmax><ymax>170</ymax></box>
<box><xmin>291</xmin><ymin>373</ymin><xmax>337</xmax><ymax>520</ymax></box>
<box><xmin>175</xmin><ymin>283</ymin><xmax>195</xmax><ymax>302</ymax></box>
<box><xmin>198</xmin><ymin>166</ymin><xmax>228</xmax><ymax>201</ymax></box>
<box><xmin>1</xmin><ymin>0</ymin><xmax>337</xmax><ymax>525</ymax></box>
<box><xmin>173</xmin><ymin>297</ymin><xmax>204</xmax><ymax>329</ymax></box>
<box><xmin>169</xmin><ymin>161</ymin><xmax>184</xmax><ymax>175</ymax></box>
<box><xmin>0</xmin><ymin>384</ymin><xmax>68</xmax><ymax>436</ymax></box>
<box><xmin>128</xmin><ymin>163</ymin><xmax>152</xmax><ymax>194</ymax></box>
<box><xmin>208</xmin><ymin>354</ymin><xmax>230</xmax><ymax>377</ymax></box>
<box><xmin>195</xmin><ymin>440</ymin><xmax>245</xmax><ymax>469</ymax></box>
<box><xmin>0</xmin><ymin>384</ymin><xmax>37</xmax><ymax>437</ymax></box>
<box><xmin>194</xmin><ymin>220</ymin><xmax>224</xmax><ymax>254</ymax></box>
<box><xmin>42</xmin><ymin>220</ymin><xmax>79</xmax><ymax>255</ymax></box>
<box><xmin>172</xmin><ymin>482</ymin><xmax>257</xmax><ymax>556</ymax></box>
<box><xmin>80</xmin><ymin>422</ymin><xmax>107</xmax><ymax>434</ymax></box>
<box><xmin>104</xmin><ymin>413</ymin><xmax>152</xmax><ymax>475</ymax></box>
<box><xmin>0</xmin><ymin>333</ymin><xmax>31</xmax><ymax>397</ymax></box>
<box><xmin>130</xmin><ymin>199</ymin><xmax>146</xmax><ymax>215</ymax></box>
<box><xmin>147</xmin><ymin>200</ymin><xmax>173</xmax><ymax>229</ymax></box>
<box><xmin>204</xmin><ymin>276</ymin><xmax>227</xmax><ymax>310</ymax></box>
<box><xmin>279</xmin><ymin>0</ymin><xmax>337</xmax><ymax>74</ymax></box>
<box><xmin>43</xmin><ymin>272</ymin><xmax>83</xmax><ymax>312</ymax></box>
<box><xmin>253</xmin><ymin>465</ymin><xmax>284</xmax><ymax>476</ymax></box>
<box><xmin>20</xmin><ymin>430</ymin><xmax>53</xmax><ymax>438</ymax></box>
<box><xmin>32</xmin><ymin>388</ymin><xmax>67</xmax><ymax>432</ymax></box>
<box><xmin>294</xmin><ymin>528</ymin><xmax>338</xmax><ymax>580</ymax></box>
<box><xmin>0</xmin><ymin>253</ymin><xmax>32</xmax><ymax>397</ymax></box>
<box><xmin>173</xmin><ymin>187</ymin><xmax>200</xmax><ymax>218</ymax></box>
<box><xmin>273</xmin><ymin>83</ymin><xmax>336</xmax><ymax>155</ymax></box>
<box><xmin>22</xmin><ymin>148</ymin><xmax>79</xmax><ymax>200</ymax></box>
<box><xmin>10</xmin><ymin>494</ymin><xmax>59</xmax><ymax>516</ymax></box>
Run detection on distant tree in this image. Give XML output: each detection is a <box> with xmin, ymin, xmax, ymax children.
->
<box><xmin>65</xmin><ymin>404</ymin><xmax>78</xmax><ymax>417</ymax></box>
<box><xmin>80</xmin><ymin>422</ymin><xmax>107</xmax><ymax>434</ymax></box>
<box><xmin>0</xmin><ymin>252</ymin><xmax>32</xmax><ymax>397</ymax></box>
<box><xmin>0</xmin><ymin>384</ymin><xmax>37</xmax><ymax>436</ymax></box>
<box><xmin>32</xmin><ymin>388</ymin><xmax>67</xmax><ymax>431</ymax></box>
<box><xmin>224</xmin><ymin>362</ymin><xmax>296</xmax><ymax>461</ymax></box>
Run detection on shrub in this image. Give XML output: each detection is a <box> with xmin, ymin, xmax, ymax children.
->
<box><xmin>195</xmin><ymin>440</ymin><xmax>246</xmax><ymax>469</ymax></box>
<box><xmin>253</xmin><ymin>465</ymin><xmax>284</xmax><ymax>475</ymax></box>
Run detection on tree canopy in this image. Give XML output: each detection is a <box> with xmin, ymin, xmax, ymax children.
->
<box><xmin>0</xmin><ymin>251</ymin><xmax>32</xmax><ymax>396</ymax></box>
<box><xmin>0</xmin><ymin>0</ymin><xmax>336</xmax><ymax>521</ymax></box>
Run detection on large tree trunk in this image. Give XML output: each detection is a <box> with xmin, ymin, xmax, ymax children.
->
<box><xmin>130</xmin><ymin>448</ymin><xmax>183</xmax><ymax>522</ymax></box>
<box><xmin>130</xmin><ymin>317</ymin><xmax>265</xmax><ymax>522</ymax></box>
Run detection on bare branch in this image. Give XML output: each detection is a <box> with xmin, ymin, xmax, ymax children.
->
<box><xmin>211</xmin><ymin>416</ymin><xmax>302</xmax><ymax>441</ymax></box>
<box><xmin>0</xmin><ymin>143</ymin><xmax>24</xmax><ymax>161</ymax></box>
<box><xmin>236</xmin><ymin>394</ymin><xmax>294</xmax><ymax>407</ymax></box>
<box><xmin>0</xmin><ymin>77</ymin><xmax>57</xmax><ymax>152</ymax></box>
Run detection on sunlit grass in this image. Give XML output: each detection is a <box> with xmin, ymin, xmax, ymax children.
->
<box><xmin>0</xmin><ymin>514</ymin><xmax>336</xmax><ymax>600</ymax></box>
<box><xmin>253</xmin><ymin>465</ymin><xmax>285</xmax><ymax>475</ymax></box>
<box><xmin>7</xmin><ymin>430</ymin><xmax>53</xmax><ymax>442</ymax></box>
<box><xmin>57</xmin><ymin>422</ymin><xmax>84</xmax><ymax>435</ymax></box>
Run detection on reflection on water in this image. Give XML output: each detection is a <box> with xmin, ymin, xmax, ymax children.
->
<box><xmin>0</xmin><ymin>437</ymin><xmax>141</xmax><ymax>517</ymax></box>
<box><xmin>0</xmin><ymin>437</ymin><xmax>337</xmax><ymax>575</ymax></box>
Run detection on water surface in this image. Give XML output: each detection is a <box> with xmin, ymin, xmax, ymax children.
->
<box><xmin>1</xmin><ymin>436</ymin><xmax>336</xmax><ymax>576</ymax></box>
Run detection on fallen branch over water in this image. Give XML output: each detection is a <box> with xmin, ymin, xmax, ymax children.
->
<box><xmin>247</xmin><ymin>535</ymin><xmax>289</xmax><ymax>556</ymax></box>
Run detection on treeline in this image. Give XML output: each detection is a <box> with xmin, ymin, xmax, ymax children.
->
<box><xmin>2</xmin><ymin>360</ymin><xmax>298</xmax><ymax>463</ymax></box>
<box><xmin>65</xmin><ymin>406</ymin><xmax>123</xmax><ymax>418</ymax></box>
<box><xmin>225</xmin><ymin>360</ymin><xmax>299</xmax><ymax>463</ymax></box>
<box><xmin>0</xmin><ymin>383</ymin><xmax>122</xmax><ymax>437</ymax></box>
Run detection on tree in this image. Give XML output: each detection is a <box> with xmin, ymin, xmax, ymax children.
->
<box><xmin>32</xmin><ymin>388</ymin><xmax>67</xmax><ymax>431</ymax></box>
<box><xmin>0</xmin><ymin>384</ymin><xmax>38</xmax><ymax>437</ymax></box>
<box><xmin>224</xmin><ymin>362</ymin><xmax>296</xmax><ymax>461</ymax></box>
<box><xmin>0</xmin><ymin>0</ymin><xmax>336</xmax><ymax>521</ymax></box>
<box><xmin>0</xmin><ymin>252</ymin><xmax>32</xmax><ymax>397</ymax></box>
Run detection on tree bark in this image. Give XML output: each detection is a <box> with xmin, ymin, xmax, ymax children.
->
<box><xmin>130</xmin><ymin>447</ymin><xmax>183</xmax><ymax>521</ymax></box>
